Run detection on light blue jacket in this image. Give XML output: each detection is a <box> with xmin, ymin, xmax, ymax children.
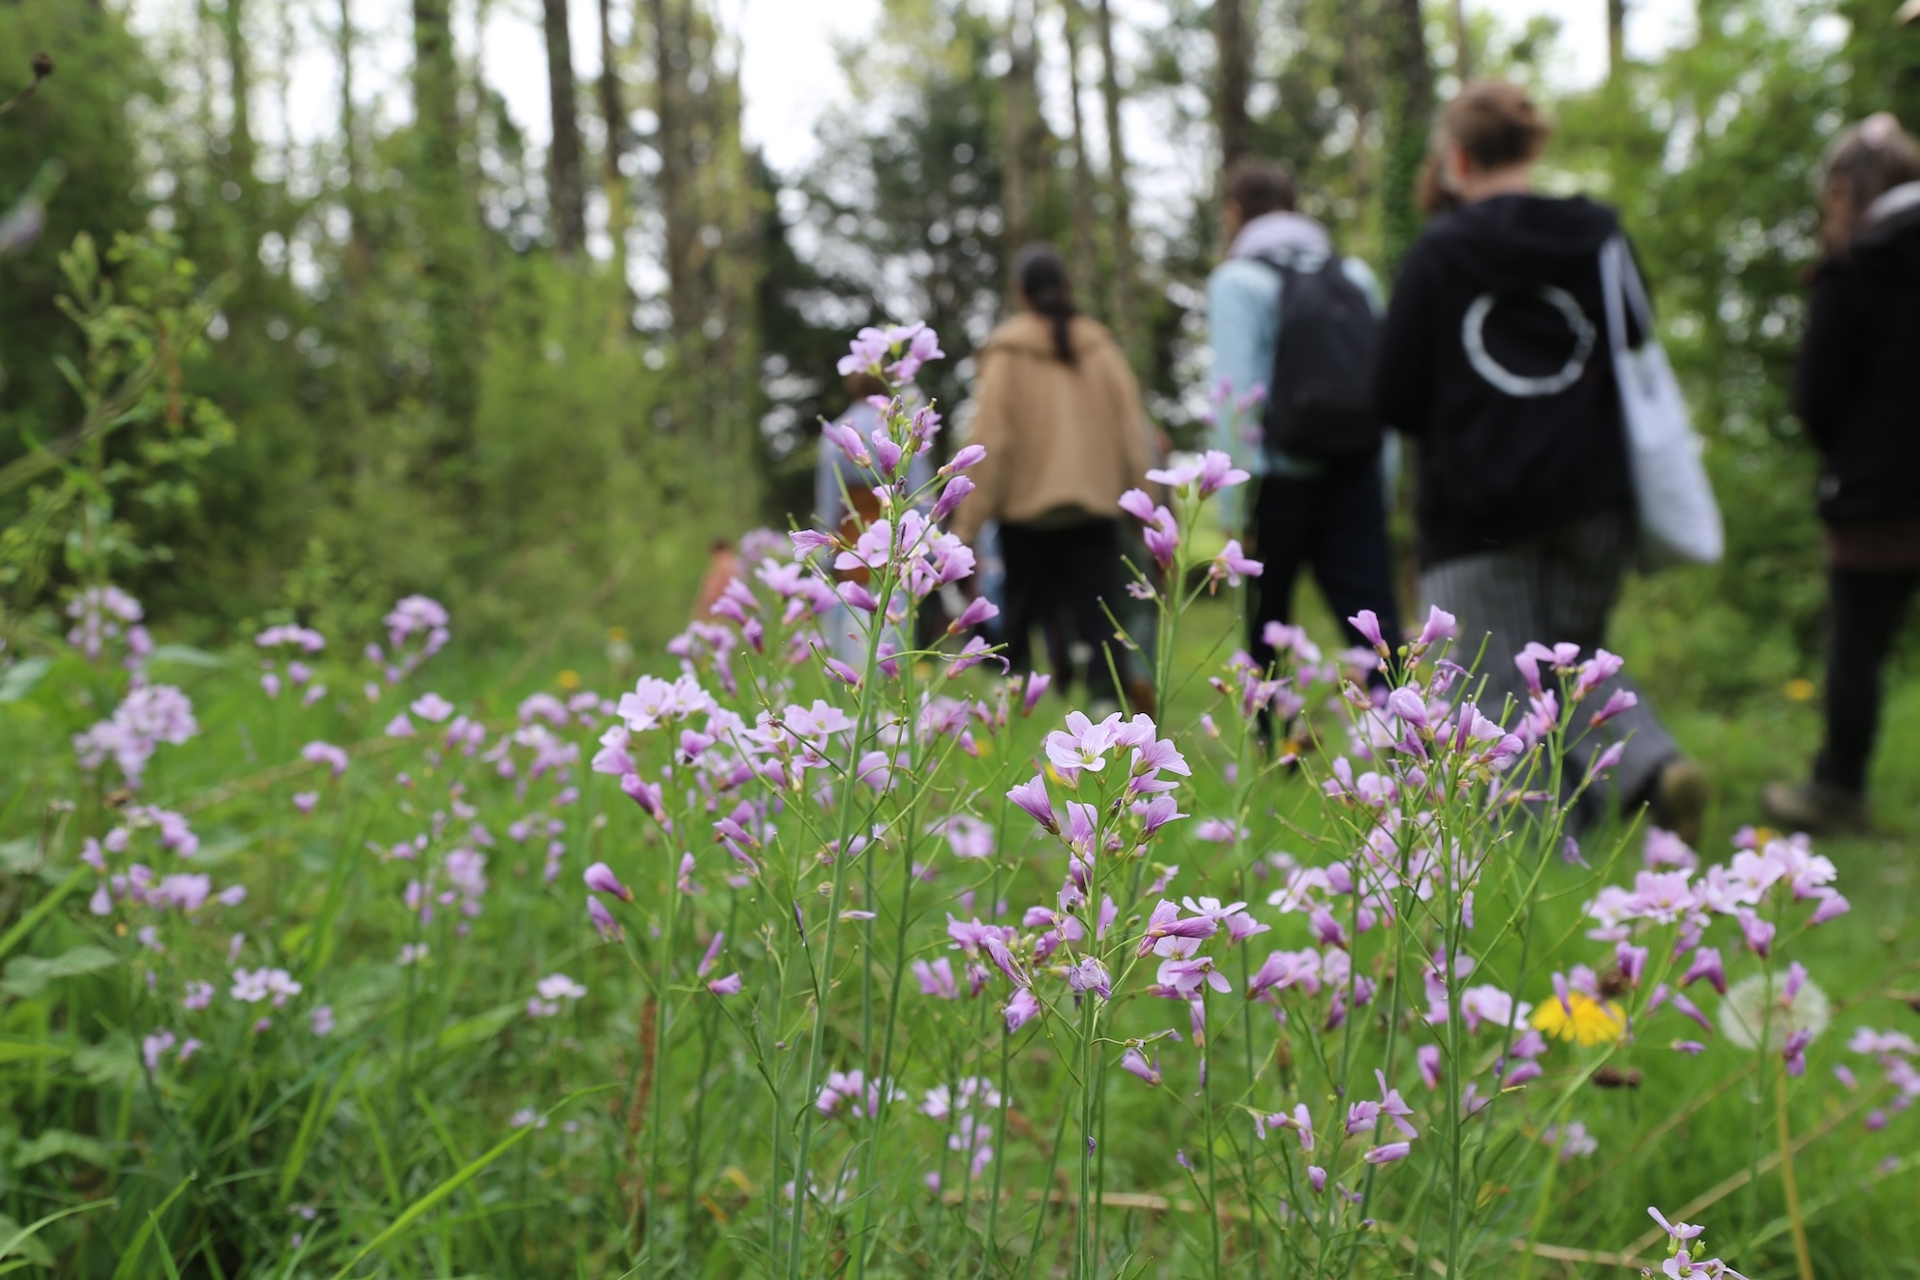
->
<box><xmin>1205</xmin><ymin>212</ymin><xmax>1393</xmax><ymax>526</ymax></box>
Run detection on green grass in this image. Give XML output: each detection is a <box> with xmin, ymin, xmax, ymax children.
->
<box><xmin>0</xmin><ymin>583</ymin><xmax>1916</xmax><ymax>1278</ymax></box>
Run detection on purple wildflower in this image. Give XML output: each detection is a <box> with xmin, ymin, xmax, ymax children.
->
<box><xmin>300</xmin><ymin>741</ymin><xmax>350</xmax><ymax>778</ymax></box>
<box><xmin>942</xmin><ymin>444</ymin><xmax>986</xmax><ymax>474</ymax></box>
<box><xmin>1021</xmin><ymin>672</ymin><xmax>1052</xmax><ymax>714</ymax></box>
<box><xmin>1736</xmin><ymin>908</ymin><xmax>1775</xmax><ymax>958</ymax></box>
<box><xmin>1208</xmin><ymin>540</ymin><xmax>1263</xmax><ymax>588</ymax></box>
<box><xmin>1007</xmin><ymin>773</ymin><xmax>1057</xmax><ymax>832</ymax></box>
<box><xmin>1347</xmin><ymin>610</ymin><xmax>1386</xmax><ymax>652</ymax></box>
<box><xmin>1782</xmin><ymin>1028</ymin><xmax>1812</xmax><ymax>1076</ymax></box>
<box><xmin>1414</xmin><ymin>606</ymin><xmax>1458</xmax><ymax>648</ymax></box>
<box><xmin>1648</xmin><ymin>1207</ymin><xmax>1705</xmax><ymax>1241</ymax></box>
<box><xmin>1682</xmin><ymin>947</ymin><xmax>1726</xmax><ymax>995</ymax></box>
<box><xmin>1067</xmin><ymin>958</ymin><xmax>1112</xmax><ymax>1001</ymax></box>
<box><xmin>912</xmin><ymin>957</ymin><xmax>960</xmax><ymax>999</ymax></box>
<box><xmin>1120</xmin><ymin>1046</ymin><xmax>1162</xmax><ymax>1086</ymax></box>
<box><xmin>583</xmin><ymin>861</ymin><xmax>632</xmax><ymax>902</ymax></box>
<box><xmin>932</xmin><ymin>476</ymin><xmax>975</xmax><ymax>522</ymax></box>
<box><xmin>949</xmin><ymin>594</ymin><xmax>998</xmax><ymax>633</ymax></box>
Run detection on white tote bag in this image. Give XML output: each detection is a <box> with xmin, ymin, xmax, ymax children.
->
<box><xmin>1600</xmin><ymin>235</ymin><xmax>1724</xmax><ymax>566</ymax></box>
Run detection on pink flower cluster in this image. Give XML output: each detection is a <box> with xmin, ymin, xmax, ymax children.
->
<box><xmin>72</xmin><ymin>683</ymin><xmax>198</xmax><ymax>787</ymax></box>
<box><xmin>67</xmin><ymin>585</ymin><xmax>151</xmax><ymax>667</ymax></box>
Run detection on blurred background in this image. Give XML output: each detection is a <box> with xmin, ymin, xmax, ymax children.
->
<box><xmin>2</xmin><ymin>0</ymin><xmax>1917</xmax><ymax>712</ymax></box>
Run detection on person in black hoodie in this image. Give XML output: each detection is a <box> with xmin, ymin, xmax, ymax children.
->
<box><xmin>1376</xmin><ymin>80</ymin><xmax>1707</xmax><ymax>841</ymax></box>
<box><xmin>1763</xmin><ymin>115</ymin><xmax>1920</xmax><ymax>833</ymax></box>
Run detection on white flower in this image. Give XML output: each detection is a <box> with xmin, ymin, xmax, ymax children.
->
<box><xmin>1720</xmin><ymin>972</ymin><xmax>1830</xmax><ymax>1051</ymax></box>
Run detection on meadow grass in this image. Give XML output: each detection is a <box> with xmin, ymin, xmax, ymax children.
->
<box><xmin>1</xmin><ymin>583</ymin><xmax>1916</xmax><ymax>1278</ymax></box>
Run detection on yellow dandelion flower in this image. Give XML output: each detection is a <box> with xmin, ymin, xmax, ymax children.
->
<box><xmin>1531</xmin><ymin>991</ymin><xmax>1628</xmax><ymax>1047</ymax></box>
<box><xmin>557</xmin><ymin>669</ymin><xmax>581</xmax><ymax>690</ymax></box>
<box><xmin>1783</xmin><ymin>678</ymin><xmax>1816</xmax><ymax>703</ymax></box>
<box><xmin>1045</xmin><ymin>761</ymin><xmax>1065</xmax><ymax>786</ymax></box>
<box><xmin>606</xmin><ymin>626</ymin><xmax>630</xmax><ymax>643</ymax></box>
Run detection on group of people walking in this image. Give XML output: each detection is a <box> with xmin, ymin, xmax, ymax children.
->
<box><xmin>815</xmin><ymin>79</ymin><xmax>1920</xmax><ymax>839</ymax></box>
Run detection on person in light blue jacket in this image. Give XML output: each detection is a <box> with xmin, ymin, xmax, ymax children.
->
<box><xmin>1206</xmin><ymin>159</ymin><xmax>1403</xmax><ymax>682</ymax></box>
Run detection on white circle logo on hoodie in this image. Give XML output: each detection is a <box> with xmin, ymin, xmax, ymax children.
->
<box><xmin>1461</xmin><ymin>286</ymin><xmax>1596</xmax><ymax>398</ymax></box>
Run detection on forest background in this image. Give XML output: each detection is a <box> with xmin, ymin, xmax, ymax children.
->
<box><xmin>4</xmin><ymin>0</ymin><xmax>1920</xmax><ymax>715</ymax></box>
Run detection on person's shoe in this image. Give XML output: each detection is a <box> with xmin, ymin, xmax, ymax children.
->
<box><xmin>1647</xmin><ymin>758</ymin><xmax>1710</xmax><ymax>849</ymax></box>
<box><xmin>1760</xmin><ymin>779</ymin><xmax>1869</xmax><ymax>836</ymax></box>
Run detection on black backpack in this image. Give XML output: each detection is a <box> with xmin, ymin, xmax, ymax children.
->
<box><xmin>1255</xmin><ymin>252</ymin><xmax>1383</xmax><ymax>464</ymax></box>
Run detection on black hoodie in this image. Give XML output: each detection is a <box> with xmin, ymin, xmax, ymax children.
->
<box><xmin>1375</xmin><ymin>194</ymin><xmax>1635</xmax><ymax>567</ymax></box>
<box><xmin>1795</xmin><ymin>187</ymin><xmax>1920</xmax><ymax>527</ymax></box>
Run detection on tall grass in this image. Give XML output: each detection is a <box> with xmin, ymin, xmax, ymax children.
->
<box><xmin>2</xmin><ymin>326</ymin><xmax>1917</xmax><ymax>1278</ymax></box>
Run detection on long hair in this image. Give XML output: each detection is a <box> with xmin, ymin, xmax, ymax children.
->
<box><xmin>1015</xmin><ymin>244</ymin><xmax>1078</xmax><ymax>365</ymax></box>
<box><xmin>1820</xmin><ymin>113</ymin><xmax>1920</xmax><ymax>256</ymax></box>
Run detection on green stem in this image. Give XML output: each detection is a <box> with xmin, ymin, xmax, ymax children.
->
<box><xmin>1514</xmin><ymin>1139</ymin><xmax>1562</xmax><ymax>1280</ymax></box>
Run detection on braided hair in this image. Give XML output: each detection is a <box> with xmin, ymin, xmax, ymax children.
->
<box><xmin>1015</xmin><ymin>244</ymin><xmax>1078</xmax><ymax>365</ymax></box>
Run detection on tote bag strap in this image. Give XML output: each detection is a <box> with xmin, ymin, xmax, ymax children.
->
<box><xmin>1599</xmin><ymin>234</ymin><xmax>1631</xmax><ymax>356</ymax></box>
<box><xmin>1600</xmin><ymin>234</ymin><xmax>1658</xmax><ymax>352</ymax></box>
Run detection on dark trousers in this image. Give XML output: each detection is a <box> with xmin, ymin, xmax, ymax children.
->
<box><xmin>999</xmin><ymin>518</ymin><xmax>1123</xmax><ymax>702</ymax></box>
<box><xmin>1247</xmin><ymin>464</ymin><xmax>1404</xmax><ymax>672</ymax></box>
<box><xmin>1816</xmin><ymin>566</ymin><xmax>1920</xmax><ymax>795</ymax></box>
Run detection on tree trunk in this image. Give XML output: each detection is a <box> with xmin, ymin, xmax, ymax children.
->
<box><xmin>542</xmin><ymin>0</ymin><xmax>588</xmax><ymax>255</ymax></box>
<box><xmin>412</xmin><ymin>0</ymin><xmax>482</xmax><ymax>439</ymax></box>
<box><xmin>218</xmin><ymin>0</ymin><xmax>257</xmax><ymax>224</ymax></box>
<box><xmin>337</xmin><ymin>0</ymin><xmax>364</xmax><ymax>262</ymax></box>
<box><xmin>1062</xmin><ymin>0</ymin><xmax>1099</xmax><ymax>305</ymax></box>
<box><xmin>1607</xmin><ymin>0</ymin><xmax>1626</xmax><ymax>85</ymax></box>
<box><xmin>1453</xmin><ymin>0</ymin><xmax>1474</xmax><ymax>80</ymax></box>
<box><xmin>1095</xmin><ymin>0</ymin><xmax>1141</xmax><ymax>369</ymax></box>
<box><xmin>1214</xmin><ymin>0</ymin><xmax>1251</xmax><ymax>170</ymax></box>
<box><xmin>1002</xmin><ymin>0</ymin><xmax>1036</xmax><ymax>297</ymax></box>
<box><xmin>1344</xmin><ymin>0</ymin><xmax>1378</xmax><ymax>210</ymax></box>
<box><xmin>650</xmin><ymin>0</ymin><xmax>696</xmax><ymax>343</ymax></box>
<box><xmin>1378</xmin><ymin>0</ymin><xmax>1434</xmax><ymax>271</ymax></box>
<box><xmin>337</xmin><ymin>0</ymin><xmax>373</xmax><ymax>447</ymax></box>
<box><xmin>597</xmin><ymin>0</ymin><xmax>630</xmax><ymax>280</ymax></box>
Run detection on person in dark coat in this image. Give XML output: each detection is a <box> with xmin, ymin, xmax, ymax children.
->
<box><xmin>1375</xmin><ymin>80</ymin><xmax>1707</xmax><ymax>841</ymax></box>
<box><xmin>1764</xmin><ymin>114</ymin><xmax>1920</xmax><ymax>832</ymax></box>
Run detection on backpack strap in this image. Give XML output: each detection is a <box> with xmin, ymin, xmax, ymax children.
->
<box><xmin>1248</xmin><ymin>247</ymin><xmax>1339</xmax><ymax>277</ymax></box>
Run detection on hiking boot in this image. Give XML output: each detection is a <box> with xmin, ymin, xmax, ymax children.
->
<box><xmin>1647</xmin><ymin>758</ymin><xmax>1709</xmax><ymax>849</ymax></box>
<box><xmin>1760</xmin><ymin>779</ymin><xmax>1869</xmax><ymax>837</ymax></box>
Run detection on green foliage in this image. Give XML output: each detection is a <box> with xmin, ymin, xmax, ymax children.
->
<box><xmin>1548</xmin><ymin>0</ymin><xmax>1853</xmax><ymax>704</ymax></box>
<box><xmin>464</xmin><ymin>258</ymin><xmax>746</xmax><ymax>649</ymax></box>
<box><xmin>0</xmin><ymin>586</ymin><xmax>1915</xmax><ymax>1276</ymax></box>
<box><xmin>799</xmin><ymin>1</ymin><xmax>1038</xmax><ymax>414</ymax></box>
<box><xmin>0</xmin><ymin>230</ymin><xmax>234</xmax><ymax>609</ymax></box>
<box><xmin>0</xmin><ymin>1</ymin><xmax>154</xmax><ymax>452</ymax></box>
